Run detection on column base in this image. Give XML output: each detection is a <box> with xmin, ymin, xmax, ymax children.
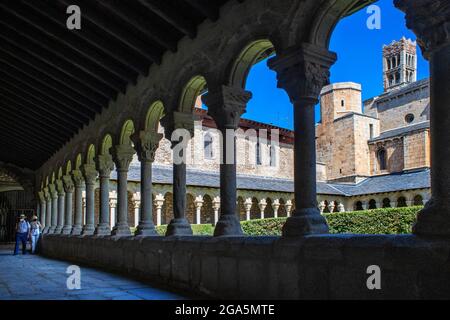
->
<box><xmin>94</xmin><ymin>223</ymin><xmax>111</xmax><ymax>236</ymax></box>
<box><xmin>42</xmin><ymin>227</ymin><xmax>50</xmax><ymax>234</ymax></box>
<box><xmin>166</xmin><ymin>218</ymin><xmax>193</xmax><ymax>236</ymax></box>
<box><xmin>71</xmin><ymin>225</ymin><xmax>83</xmax><ymax>236</ymax></box>
<box><xmin>81</xmin><ymin>224</ymin><xmax>95</xmax><ymax>236</ymax></box>
<box><xmin>48</xmin><ymin>226</ymin><xmax>56</xmax><ymax>234</ymax></box>
<box><xmin>135</xmin><ymin>222</ymin><xmax>158</xmax><ymax>237</ymax></box>
<box><xmin>413</xmin><ymin>198</ymin><xmax>450</xmax><ymax>236</ymax></box>
<box><xmin>54</xmin><ymin>226</ymin><xmax>63</xmax><ymax>234</ymax></box>
<box><xmin>213</xmin><ymin>214</ymin><xmax>243</xmax><ymax>237</ymax></box>
<box><xmin>62</xmin><ymin>225</ymin><xmax>72</xmax><ymax>235</ymax></box>
<box><xmin>111</xmin><ymin>223</ymin><xmax>132</xmax><ymax>237</ymax></box>
<box><xmin>282</xmin><ymin>208</ymin><xmax>329</xmax><ymax>237</ymax></box>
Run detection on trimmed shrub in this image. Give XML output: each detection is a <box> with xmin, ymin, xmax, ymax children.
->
<box><xmin>151</xmin><ymin>207</ymin><xmax>422</xmax><ymax>236</ymax></box>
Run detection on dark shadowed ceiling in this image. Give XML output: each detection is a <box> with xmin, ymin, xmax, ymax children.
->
<box><xmin>0</xmin><ymin>0</ymin><xmax>229</xmax><ymax>170</ymax></box>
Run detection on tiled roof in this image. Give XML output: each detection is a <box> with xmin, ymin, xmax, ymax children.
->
<box><xmin>369</xmin><ymin>121</ymin><xmax>430</xmax><ymax>142</ymax></box>
<box><xmin>113</xmin><ymin>165</ymin><xmax>430</xmax><ymax>197</ymax></box>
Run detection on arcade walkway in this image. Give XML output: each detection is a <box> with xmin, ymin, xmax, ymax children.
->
<box><xmin>0</xmin><ymin>248</ymin><xmax>184</xmax><ymax>300</ymax></box>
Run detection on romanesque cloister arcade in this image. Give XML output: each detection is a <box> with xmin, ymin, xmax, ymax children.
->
<box><xmin>1</xmin><ymin>0</ymin><xmax>450</xmax><ymax>299</ymax></box>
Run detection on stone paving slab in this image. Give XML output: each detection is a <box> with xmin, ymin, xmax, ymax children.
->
<box><xmin>0</xmin><ymin>249</ymin><xmax>185</xmax><ymax>300</ymax></box>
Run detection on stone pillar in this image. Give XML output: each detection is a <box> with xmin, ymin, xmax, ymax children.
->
<box><xmin>362</xmin><ymin>201</ymin><xmax>368</xmax><ymax>211</ymax></box>
<box><xmin>133</xmin><ymin>130</ymin><xmax>162</xmax><ymax>236</ymax></box>
<box><xmin>391</xmin><ymin>199</ymin><xmax>398</xmax><ymax>208</ymax></box>
<box><xmin>337</xmin><ymin>203</ymin><xmax>345</xmax><ymax>213</ymax></box>
<box><xmin>62</xmin><ymin>175</ymin><xmax>74</xmax><ymax>235</ymax></box>
<box><xmin>109</xmin><ymin>193</ymin><xmax>117</xmax><ymax>229</ymax></box>
<box><xmin>81</xmin><ymin>164</ymin><xmax>97</xmax><ymax>236</ymax></box>
<box><xmin>71</xmin><ymin>170</ymin><xmax>84</xmax><ymax>235</ymax></box>
<box><xmin>244</xmin><ymin>198</ymin><xmax>252</xmax><ymax>221</ymax></box>
<box><xmin>194</xmin><ymin>195</ymin><xmax>204</xmax><ymax>225</ymax></box>
<box><xmin>43</xmin><ymin>188</ymin><xmax>51</xmax><ymax>233</ymax></box>
<box><xmin>162</xmin><ymin>112</ymin><xmax>194</xmax><ymax>236</ymax></box>
<box><xmin>48</xmin><ymin>183</ymin><xmax>58</xmax><ymax>234</ymax></box>
<box><xmin>212</xmin><ymin>197</ymin><xmax>221</xmax><ymax>226</ymax></box>
<box><xmin>285</xmin><ymin>200</ymin><xmax>293</xmax><ymax>218</ymax></box>
<box><xmin>327</xmin><ymin>201</ymin><xmax>335</xmax><ymax>213</ymax></box>
<box><xmin>318</xmin><ymin>201</ymin><xmax>326</xmax><ymax>214</ymax></box>
<box><xmin>258</xmin><ymin>199</ymin><xmax>267</xmax><ymax>220</ymax></box>
<box><xmin>111</xmin><ymin>144</ymin><xmax>134</xmax><ymax>237</ymax></box>
<box><xmin>38</xmin><ymin>191</ymin><xmax>46</xmax><ymax>229</ymax></box>
<box><xmin>203</xmin><ymin>85</ymin><xmax>252</xmax><ymax>236</ymax></box>
<box><xmin>132</xmin><ymin>193</ymin><xmax>141</xmax><ymax>228</ymax></box>
<box><xmin>269</xmin><ymin>44</ymin><xmax>336</xmax><ymax>236</ymax></box>
<box><xmin>273</xmin><ymin>199</ymin><xmax>280</xmax><ymax>218</ymax></box>
<box><xmin>54</xmin><ymin>179</ymin><xmax>65</xmax><ymax>234</ymax></box>
<box><xmin>395</xmin><ymin>1</ymin><xmax>450</xmax><ymax>236</ymax></box>
<box><xmin>82</xmin><ymin>192</ymin><xmax>86</xmax><ymax>224</ymax></box>
<box><xmin>154</xmin><ymin>194</ymin><xmax>165</xmax><ymax>226</ymax></box>
<box><xmin>95</xmin><ymin>154</ymin><xmax>114</xmax><ymax>236</ymax></box>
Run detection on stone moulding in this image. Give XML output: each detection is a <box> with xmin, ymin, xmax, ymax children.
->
<box><xmin>40</xmin><ymin>234</ymin><xmax>450</xmax><ymax>299</ymax></box>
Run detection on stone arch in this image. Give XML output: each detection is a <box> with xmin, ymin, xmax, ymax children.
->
<box><xmin>382</xmin><ymin>198</ymin><xmax>391</xmax><ymax>208</ymax></box>
<box><xmin>162</xmin><ymin>192</ymin><xmax>173</xmax><ymax>225</ymax></box>
<box><xmin>100</xmin><ymin>134</ymin><xmax>113</xmax><ymax>156</ymax></box>
<box><xmin>228</xmin><ymin>40</ymin><xmax>276</xmax><ymax>89</ymax></box>
<box><xmin>323</xmin><ymin>200</ymin><xmax>330</xmax><ymax>213</ymax></box>
<box><xmin>186</xmin><ymin>193</ymin><xmax>196</xmax><ymax>224</ymax></box>
<box><xmin>74</xmin><ymin>154</ymin><xmax>83</xmax><ymax>170</ymax></box>
<box><xmin>250</xmin><ymin>197</ymin><xmax>259</xmax><ymax>220</ymax></box>
<box><xmin>119</xmin><ymin>120</ymin><xmax>135</xmax><ymax>146</ymax></box>
<box><xmin>413</xmin><ymin>195</ymin><xmax>424</xmax><ymax>206</ymax></box>
<box><xmin>397</xmin><ymin>196</ymin><xmax>407</xmax><ymax>207</ymax></box>
<box><xmin>65</xmin><ymin>161</ymin><xmax>72</xmax><ymax>176</ymax></box>
<box><xmin>369</xmin><ymin>199</ymin><xmax>377</xmax><ymax>210</ymax></box>
<box><xmin>278</xmin><ymin>198</ymin><xmax>287</xmax><ymax>217</ymax></box>
<box><xmin>145</xmin><ymin>101</ymin><xmax>165</xmax><ymax>132</ymax></box>
<box><xmin>264</xmin><ymin>197</ymin><xmax>274</xmax><ymax>218</ymax></box>
<box><xmin>86</xmin><ymin>144</ymin><xmax>96</xmax><ymax>165</ymax></box>
<box><xmin>179</xmin><ymin>75</ymin><xmax>207</xmax><ymax>113</ymax></box>
<box><xmin>355</xmin><ymin>201</ymin><xmax>363</xmax><ymax>211</ymax></box>
<box><xmin>237</xmin><ymin>196</ymin><xmax>246</xmax><ymax>221</ymax></box>
<box><xmin>201</xmin><ymin>194</ymin><xmax>214</xmax><ymax>224</ymax></box>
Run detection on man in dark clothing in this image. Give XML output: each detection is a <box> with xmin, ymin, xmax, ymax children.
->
<box><xmin>14</xmin><ymin>214</ymin><xmax>30</xmax><ymax>255</ymax></box>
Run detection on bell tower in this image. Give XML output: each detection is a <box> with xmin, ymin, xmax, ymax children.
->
<box><xmin>383</xmin><ymin>37</ymin><xmax>417</xmax><ymax>92</ymax></box>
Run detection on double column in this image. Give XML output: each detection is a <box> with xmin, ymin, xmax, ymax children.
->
<box><xmin>203</xmin><ymin>85</ymin><xmax>252</xmax><ymax>236</ymax></box>
<box><xmin>62</xmin><ymin>175</ymin><xmax>74</xmax><ymax>235</ymax></box>
<box><xmin>111</xmin><ymin>144</ymin><xmax>134</xmax><ymax>237</ymax></box>
<box><xmin>71</xmin><ymin>170</ymin><xmax>84</xmax><ymax>235</ymax></box>
<box><xmin>162</xmin><ymin>112</ymin><xmax>194</xmax><ymax>236</ymax></box>
<box><xmin>48</xmin><ymin>183</ymin><xmax>58</xmax><ymax>234</ymax></box>
<box><xmin>95</xmin><ymin>154</ymin><xmax>114</xmax><ymax>236</ymax></box>
<box><xmin>269</xmin><ymin>43</ymin><xmax>336</xmax><ymax>236</ymax></box>
<box><xmin>38</xmin><ymin>191</ymin><xmax>46</xmax><ymax>231</ymax></box>
<box><xmin>133</xmin><ymin>130</ymin><xmax>162</xmax><ymax>236</ymax></box>
<box><xmin>43</xmin><ymin>187</ymin><xmax>51</xmax><ymax>234</ymax></box>
<box><xmin>81</xmin><ymin>164</ymin><xmax>97</xmax><ymax>236</ymax></box>
<box><xmin>54</xmin><ymin>179</ymin><xmax>65</xmax><ymax>234</ymax></box>
<box><xmin>395</xmin><ymin>0</ymin><xmax>450</xmax><ymax>236</ymax></box>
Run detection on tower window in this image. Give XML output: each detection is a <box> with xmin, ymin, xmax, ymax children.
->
<box><xmin>369</xmin><ymin>124</ymin><xmax>374</xmax><ymax>139</ymax></box>
<box><xmin>256</xmin><ymin>142</ymin><xmax>262</xmax><ymax>165</ymax></box>
<box><xmin>204</xmin><ymin>133</ymin><xmax>214</xmax><ymax>159</ymax></box>
<box><xmin>341</xmin><ymin>100</ymin><xmax>345</xmax><ymax>107</ymax></box>
<box><xmin>377</xmin><ymin>148</ymin><xmax>387</xmax><ymax>171</ymax></box>
<box><xmin>269</xmin><ymin>145</ymin><xmax>276</xmax><ymax>167</ymax></box>
<box><xmin>405</xmin><ymin>114</ymin><xmax>415</xmax><ymax>124</ymax></box>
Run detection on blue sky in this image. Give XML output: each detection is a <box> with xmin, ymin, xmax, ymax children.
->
<box><xmin>243</xmin><ymin>0</ymin><xmax>429</xmax><ymax>130</ymax></box>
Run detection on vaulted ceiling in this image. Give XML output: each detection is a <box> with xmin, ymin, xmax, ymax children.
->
<box><xmin>0</xmin><ymin>0</ymin><xmax>230</xmax><ymax>170</ymax></box>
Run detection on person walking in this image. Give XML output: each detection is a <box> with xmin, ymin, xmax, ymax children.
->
<box><xmin>29</xmin><ymin>215</ymin><xmax>42</xmax><ymax>254</ymax></box>
<box><xmin>13</xmin><ymin>214</ymin><xmax>30</xmax><ymax>255</ymax></box>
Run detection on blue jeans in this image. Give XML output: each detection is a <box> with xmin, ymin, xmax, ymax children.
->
<box><xmin>14</xmin><ymin>232</ymin><xmax>28</xmax><ymax>255</ymax></box>
<box><xmin>30</xmin><ymin>234</ymin><xmax>40</xmax><ymax>254</ymax></box>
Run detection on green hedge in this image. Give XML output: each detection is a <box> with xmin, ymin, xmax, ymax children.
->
<box><xmin>151</xmin><ymin>207</ymin><xmax>421</xmax><ymax>236</ymax></box>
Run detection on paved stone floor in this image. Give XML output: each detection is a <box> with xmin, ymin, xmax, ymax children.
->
<box><xmin>0</xmin><ymin>248</ymin><xmax>185</xmax><ymax>300</ymax></box>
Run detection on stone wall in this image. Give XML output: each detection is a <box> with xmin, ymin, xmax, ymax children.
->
<box><xmin>403</xmin><ymin>130</ymin><xmax>430</xmax><ymax>170</ymax></box>
<box><xmin>40</xmin><ymin>234</ymin><xmax>450</xmax><ymax>299</ymax></box>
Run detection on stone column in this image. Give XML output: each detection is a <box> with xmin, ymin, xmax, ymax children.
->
<box><xmin>133</xmin><ymin>131</ymin><xmax>162</xmax><ymax>236</ymax></box>
<box><xmin>362</xmin><ymin>201</ymin><xmax>368</xmax><ymax>211</ymax></box>
<box><xmin>48</xmin><ymin>183</ymin><xmax>58</xmax><ymax>234</ymax></box>
<box><xmin>285</xmin><ymin>200</ymin><xmax>293</xmax><ymax>218</ymax></box>
<box><xmin>259</xmin><ymin>199</ymin><xmax>267</xmax><ymax>220</ymax></box>
<box><xmin>38</xmin><ymin>191</ymin><xmax>46</xmax><ymax>229</ymax></box>
<box><xmin>109</xmin><ymin>193</ymin><xmax>117</xmax><ymax>229</ymax></box>
<box><xmin>395</xmin><ymin>1</ymin><xmax>450</xmax><ymax>236</ymax></box>
<box><xmin>154</xmin><ymin>194</ymin><xmax>165</xmax><ymax>226</ymax></box>
<box><xmin>71</xmin><ymin>170</ymin><xmax>84</xmax><ymax>235</ymax></box>
<box><xmin>82</xmin><ymin>193</ymin><xmax>86</xmax><ymax>224</ymax></box>
<box><xmin>43</xmin><ymin>188</ymin><xmax>51</xmax><ymax>234</ymax></box>
<box><xmin>269</xmin><ymin>44</ymin><xmax>336</xmax><ymax>236</ymax></box>
<box><xmin>161</xmin><ymin>112</ymin><xmax>194</xmax><ymax>236</ymax></box>
<box><xmin>81</xmin><ymin>164</ymin><xmax>97</xmax><ymax>236</ymax></box>
<box><xmin>54</xmin><ymin>179</ymin><xmax>65</xmax><ymax>234</ymax></box>
<box><xmin>132</xmin><ymin>193</ymin><xmax>141</xmax><ymax>228</ymax></box>
<box><xmin>273</xmin><ymin>199</ymin><xmax>280</xmax><ymax>218</ymax></box>
<box><xmin>212</xmin><ymin>197</ymin><xmax>221</xmax><ymax>225</ymax></box>
<box><xmin>318</xmin><ymin>201</ymin><xmax>326</xmax><ymax>214</ymax></box>
<box><xmin>244</xmin><ymin>198</ymin><xmax>252</xmax><ymax>221</ymax></box>
<box><xmin>95</xmin><ymin>154</ymin><xmax>114</xmax><ymax>236</ymax></box>
<box><xmin>62</xmin><ymin>175</ymin><xmax>74</xmax><ymax>235</ymax></box>
<box><xmin>111</xmin><ymin>144</ymin><xmax>134</xmax><ymax>237</ymax></box>
<box><xmin>194</xmin><ymin>195</ymin><xmax>204</xmax><ymax>225</ymax></box>
<box><xmin>203</xmin><ymin>85</ymin><xmax>252</xmax><ymax>236</ymax></box>
<box><xmin>337</xmin><ymin>203</ymin><xmax>345</xmax><ymax>213</ymax></box>
<box><xmin>327</xmin><ymin>201</ymin><xmax>335</xmax><ymax>213</ymax></box>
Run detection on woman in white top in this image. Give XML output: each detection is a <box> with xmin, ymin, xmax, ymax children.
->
<box><xmin>29</xmin><ymin>216</ymin><xmax>42</xmax><ymax>254</ymax></box>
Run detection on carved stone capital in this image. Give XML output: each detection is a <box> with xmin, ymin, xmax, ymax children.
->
<box><xmin>55</xmin><ymin>179</ymin><xmax>65</xmax><ymax>196</ymax></box>
<box><xmin>395</xmin><ymin>0</ymin><xmax>450</xmax><ymax>59</ymax></box>
<box><xmin>132</xmin><ymin>130</ymin><xmax>163</xmax><ymax>162</ymax></box>
<box><xmin>160</xmin><ymin>111</ymin><xmax>195</xmax><ymax>147</ymax></box>
<box><xmin>95</xmin><ymin>154</ymin><xmax>114</xmax><ymax>177</ymax></box>
<box><xmin>113</xmin><ymin>144</ymin><xmax>135</xmax><ymax>171</ymax></box>
<box><xmin>38</xmin><ymin>191</ymin><xmax>45</xmax><ymax>204</ymax></box>
<box><xmin>48</xmin><ymin>183</ymin><xmax>57</xmax><ymax>199</ymax></box>
<box><xmin>71</xmin><ymin>170</ymin><xmax>84</xmax><ymax>188</ymax></box>
<box><xmin>43</xmin><ymin>187</ymin><xmax>50</xmax><ymax>201</ymax></box>
<box><xmin>268</xmin><ymin>43</ymin><xmax>336</xmax><ymax>104</ymax></box>
<box><xmin>62</xmin><ymin>175</ymin><xmax>75</xmax><ymax>193</ymax></box>
<box><xmin>81</xmin><ymin>164</ymin><xmax>98</xmax><ymax>185</ymax></box>
<box><xmin>203</xmin><ymin>85</ymin><xmax>252</xmax><ymax>129</ymax></box>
